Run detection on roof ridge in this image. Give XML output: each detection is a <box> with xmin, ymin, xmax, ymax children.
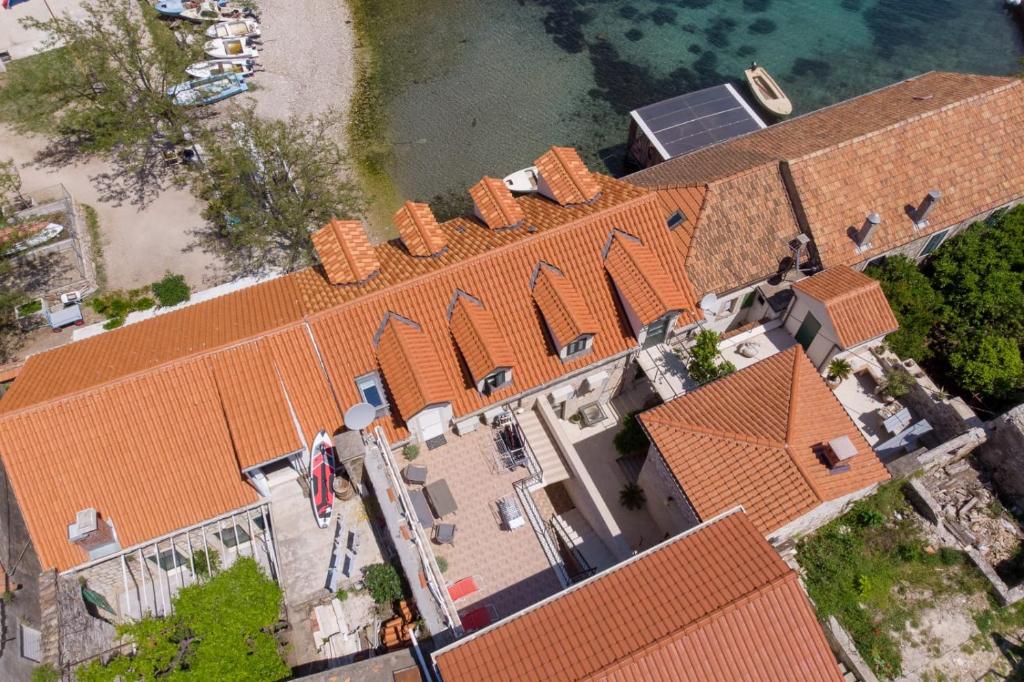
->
<box><xmin>584</xmin><ymin>571</ymin><xmax>799</xmax><ymax>681</ymax></box>
<box><xmin>783</xmin><ymin>348</ymin><xmax>826</xmax><ymax>503</ymax></box>
<box><xmin>644</xmin><ymin>415</ymin><xmax>787</xmax><ymax>451</ymax></box>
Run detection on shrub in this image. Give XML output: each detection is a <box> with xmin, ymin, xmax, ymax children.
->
<box><xmin>31</xmin><ymin>664</ymin><xmax>60</xmax><ymax>682</ymax></box>
<box><xmin>881</xmin><ymin>367</ymin><xmax>914</xmax><ymax>398</ymax></box>
<box><xmin>435</xmin><ymin>556</ymin><xmax>448</xmax><ymax>573</ymax></box>
<box><xmin>335</xmin><ymin>588</ymin><xmax>348</xmax><ymax>602</ymax></box>
<box><xmin>613</xmin><ymin>411</ymin><xmax>649</xmax><ymax>456</ymax></box>
<box><xmin>192</xmin><ymin>548</ymin><xmax>220</xmax><ymax>579</ymax></box>
<box><xmin>151</xmin><ymin>272</ymin><xmax>190</xmax><ymax>308</ymax></box>
<box><xmin>687</xmin><ymin>329</ymin><xmax>736</xmax><ymax>385</ymax></box>
<box><xmin>402</xmin><ymin>444</ymin><xmax>419</xmax><ymax>461</ymax></box>
<box><xmin>827</xmin><ymin>357</ymin><xmax>853</xmax><ymax>382</ymax></box>
<box><xmin>363</xmin><ymin>563</ymin><xmax>403</xmax><ymax>604</ymax></box>
<box><xmin>90</xmin><ymin>287</ymin><xmax>155</xmax><ymax>329</ymax></box>
<box><xmin>619</xmin><ymin>482</ymin><xmax>647</xmax><ymax>510</ymax></box>
<box><xmin>16</xmin><ymin>299</ymin><xmax>41</xmax><ymax>317</ymax></box>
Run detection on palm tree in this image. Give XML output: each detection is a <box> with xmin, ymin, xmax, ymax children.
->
<box><xmin>619</xmin><ymin>483</ymin><xmax>647</xmax><ymax>511</ymax></box>
<box><xmin>827</xmin><ymin>357</ymin><xmax>853</xmax><ymax>383</ymax></box>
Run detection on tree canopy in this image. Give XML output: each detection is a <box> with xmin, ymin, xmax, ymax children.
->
<box><xmin>864</xmin><ymin>255</ymin><xmax>943</xmax><ymax>360</ymax></box>
<box><xmin>76</xmin><ymin>558</ymin><xmax>288</xmax><ymax>682</ymax></box>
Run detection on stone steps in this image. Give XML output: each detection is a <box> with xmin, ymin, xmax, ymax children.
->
<box><xmin>517</xmin><ymin>408</ymin><xmax>569</xmax><ymax>485</ymax></box>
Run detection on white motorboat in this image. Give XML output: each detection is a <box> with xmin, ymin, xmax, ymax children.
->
<box><xmin>186</xmin><ymin>59</ymin><xmax>254</xmax><ymax>79</ymax></box>
<box><xmin>205</xmin><ymin>18</ymin><xmax>261</xmax><ymax>40</ymax></box>
<box><xmin>204</xmin><ymin>37</ymin><xmax>259</xmax><ymax>60</ymax></box>
<box><xmin>503</xmin><ymin>166</ymin><xmax>539</xmax><ymax>193</ymax></box>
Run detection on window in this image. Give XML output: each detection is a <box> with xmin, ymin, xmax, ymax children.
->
<box><xmin>740</xmin><ymin>291</ymin><xmax>756</xmax><ymax>309</ymax></box>
<box><xmin>356</xmin><ymin>372</ymin><xmax>389</xmax><ymax>416</ymax></box>
<box><xmin>864</xmin><ymin>256</ymin><xmax>887</xmax><ymax>271</ymax></box>
<box><xmin>216</xmin><ymin>525</ymin><xmax>251</xmax><ymax>548</ymax></box>
<box><xmin>666</xmin><ymin>210</ymin><xmax>686</xmax><ymax>230</ymax></box>
<box><xmin>483</xmin><ymin>370</ymin><xmax>509</xmax><ymax>393</ymax></box>
<box><xmin>147</xmin><ymin>547</ymin><xmax>189</xmax><ymax>571</ymax></box>
<box><xmin>717</xmin><ymin>298</ymin><xmax>737</xmax><ymax>317</ymax></box>
<box><xmin>252</xmin><ymin>514</ymin><xmax>271</xmax><ymax>532</ymax></box>
<box><xmin>986</xmin><ymin>208</ymin><xmax>1008</xmax><ymax>226</ymax></box>
<box><xmin>565</xmin><ymin>337</ymin><xmax>590</xmax><ymax>357</ymax></box>
<box><xmin>919</xmin><ymin>230</ymin><xmax>948</xmax><ymax>258</ymax></box>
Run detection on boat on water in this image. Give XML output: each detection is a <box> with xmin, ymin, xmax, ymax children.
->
<box><xmin>205</xmin><ymin>18</ymin><xmax>260</xmax><ymax>39</ymax></box>
<box><xmin>744</xmin><ymin>62</ymin><xmax>792</xmax><ymax>118</ymax></box>
<box><xmin>204</xmin><ymin>37</ymin><xmax>259</xmax><ymax>60</ymax></box>
<box><xmin>181</xmin><ymin>0</ymin><xmax>251</xmax><ymax>22</ymax></box>
<box><xmin>308</xmin><ymin>431</ymin><xmax>335</xmax><ymax>529</ymax></box>
<box><xmin>503</xmin><ymin>166</ymin><xmax>539</xmax><ymax>193</ymax></box>
<box><xmin>186</xmin><ymin>59</ymin><xmax>254</xmax><ymax>79</ymax></box>
<box><xmin>167</xmin><ymin>73</ymin><xmax>248</xmax><ymax>106</ymax></box>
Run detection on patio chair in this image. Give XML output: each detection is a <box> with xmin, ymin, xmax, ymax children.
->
<box><xmin>434</xmin><ymin>523</ymin><xmax>456</xmax><ymax>545</ymax></box>
<box><xmin>404</xmin><ymin>464</ymin><xmax>428</xmax><ymax>485</ymax></box>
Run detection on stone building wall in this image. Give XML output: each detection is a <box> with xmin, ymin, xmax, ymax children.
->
<box><xmin>978</xmin><ymin>404</ymin><xmax>1024</xmax><ymax>509</ymax></box>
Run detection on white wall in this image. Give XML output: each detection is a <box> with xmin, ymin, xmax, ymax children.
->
<box><xmin>408</xmin><ymin>403</ymin><xmax>454</xmax><ymax>442</ymax></box>
<box><xmin>701</xmin><ymin>286</ymin><xmax>758</xmax><ymax>334</ymax></box>
<box><xmin>784</xmin><ymin>291</ymin><xmax>841</xmax><ymax>369</ymax></box>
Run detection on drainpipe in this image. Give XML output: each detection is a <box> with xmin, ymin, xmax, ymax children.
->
<box><xmin>408</xmin><ymin>627</ymin><xmax>435</xmax><ymax>682</ymax></box>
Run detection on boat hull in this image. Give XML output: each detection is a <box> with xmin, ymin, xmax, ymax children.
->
<box><xmin>503</xmin><ymin>166</ymin><xmax>539</xmax><ymax>193</ymax></box>
<box><xmin>186</xmin><ymin>59</ymin><xmax>254</xmax><ymax>79</ymax></box>
<box><xmin>744</xmin><ymin>65</ymin><xmax>793</xmax><ymax>118</ymax></box>
<box><xmin>204</xmin><ymin>38</ymin><xmax>258</xmax><ymax>60</ymax></box>
<box><xmin>168</xmin><ymin>73</ymin><xmax>248</xmax><ymax>106</ymax></box>
<box><xmin>205</xmin><ymin>19</ymin><xmax>261</xmax><ymax>39</ymax></box>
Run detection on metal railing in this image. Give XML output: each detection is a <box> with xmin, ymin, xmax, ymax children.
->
<box><xmin>548</xmin><ymin>519</ymin><xmax>598</xmax><ymax>584</ymax></box>
<box><xmin>510</xmin><ymin>413</ymin><xmax>571</xmax><ymax>588</ymax></box>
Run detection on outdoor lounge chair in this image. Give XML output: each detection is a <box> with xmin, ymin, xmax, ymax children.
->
<box><xmin>434</xmin><ymin>522</ymin><xmax>456</xmax><ymax>545</ymax></box>
<box><xmin>404</xmin><ymin>464</ymin><xmax>428</xmax><ymax>485</ymax></box>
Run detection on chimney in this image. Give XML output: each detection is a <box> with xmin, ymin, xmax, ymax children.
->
<box><xmin>394</xmin><ymin>201</ymin><xmax>447</xmax><ymax>257</ymax></box>
<box><xmin>856</xmin><ymin>212</ymin><xmax>881</xmax><ymax>248</ymax></box>
<box><xmin>68</xmin><ymin>508</ymin><xmax>118</xmax><ymax>555</ymax></box>
<box><xmin>824</xmin><ymin>435</ymin><xmax>857</xmax><ymax>470</ymax></box>
<box><xmin>915</xmin><ymin>189</ymin><xmax>941</xmax><ymax>227</ymax></box>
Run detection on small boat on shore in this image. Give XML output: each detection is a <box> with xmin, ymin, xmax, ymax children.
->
<box><xmin>181</xmin><ymin>0</ymin><xmax>250</xmax><ymax>22</ymax></box>
<box><xmin>186</xmin><ymin>59</ymin><xmax>254</xmax><ymax>79</ymax></box>
<box><xmin>503</xmin><ymin>166</ymin><xmax>539</xmax><ymax>193</ymax></box>
<box><xmin>744</xmin><ymin>62</ymin><xmax>792</xmax><ymax>118</ymax></box>
<box><xmin>168</xmin><ymin>73</ymin><xmax>248</xmax><ymax>106</ymax></box>
<box><xmin>155</xmin><ymin>0</ymin><xmax>185</xmax><ymax>17</ymax></box>
<box><xmin>205</xmin><ymin>18</ymin><xmax>260</xmax><ymax>39</ymax></box>
<box><xmin>204</xmin><ymin>36</ymin><xmax>259</xmax><ymax>60</ymax></box>
<box><xmin>308</xmin><ymin>431</ymin><xmax>335</xmax><ymax>529</ymax></box>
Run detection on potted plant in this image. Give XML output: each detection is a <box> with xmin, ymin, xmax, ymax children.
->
<box><xmin>826</xmin><ymin>357</ymin><xmax>853</xmax><ymax>388</ymax></box>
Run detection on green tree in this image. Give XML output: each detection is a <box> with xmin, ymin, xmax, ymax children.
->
<box><xmin>948</xmin><ymin>333</ymin><xmax>1023</xmax><ymax>400</ymax></box>
<box><xmin>194</xmin><ymin>108</ymin><xmax>364</xmax><ymax>275</ymax></box>
<box><xmin>686</xmin><ymin>329</ymin><xmax>736</xmax><ymax>385</ymax></box>
<box><xmin>363</xmin><ymin>563</ymin><xmax>403</xmax><ymax>604</ymax></box>
<box><xmin>76</xmin><ymin>558</ymin><xmax>287</xmax><ymax>682</ymax></box>
<box><xmin>0</xmin><ymin>159</ymin><xmax>25</xmax><ymax>225</ymax></box>
<box><xmin>864</xmin><ymin>255</ymin><xmax>944</xmax><ymax>360</ymax></box>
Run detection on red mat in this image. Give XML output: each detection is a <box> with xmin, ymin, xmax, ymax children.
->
<box><xmin>447</xmin><ymin>576</ymin><xmax>478</xmax><ymax>602</ymax></box>
<box><xmin>459</xmin><ymin>604</ymin><xmax>493</xmax><ymax>632</ymax></box>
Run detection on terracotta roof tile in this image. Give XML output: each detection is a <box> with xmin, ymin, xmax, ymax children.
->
<box><xmin>448</xmin><ymin>291</ymin><xmax>515</xmax><ymax>385</ymax></box>
<box><xmin>531</xmin><ymin>262</ymin><xmax>599</xmax><ymax>350</ymax></box>
<box><xmin>603</xmin><ymin>229</ymin><xmax>690</xmax><ymax>326</ymax></box>
<box><xmin>311</xmin><ymin>219</ymin><xmax>380</xmax><ymax>285</ymax></box>
<box><xmin>374</xmin><ymin>313</ymin><xmax>453</xmax><ymax>419</ymax></box>
<box><xmin>793</xmin><ymin>266</ymin><xmax>899</xmax><ymax>348</ymax></box>
<box><xmin>434</xmin><ymin>511</ymin><xmax>842</xmax><ymax>682</ymax></box>
<box><xmin>0</xmin><ymin>361</ymin><xmax>258</xmax><ymax>571</ymax></box>
<box><xmin>469</xmin><ymin>177</ymin><xmax>526</xmax><ymax>230</ymax></box>
<box><xmin>640</xmin><ymin>346</ymin><xmax>888</xmax><ymax>534</ymax></box>
<box><xmin>394</xmin><ymin>201</ymin><xmax>447</xmax><ymax>257</ymax></box>
<box><xmin>534</xmin><ymin>146</ymin><xmax>602</xmax><ymax>206</ymax></box>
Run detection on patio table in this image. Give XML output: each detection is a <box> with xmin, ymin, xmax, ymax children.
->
<box><xmin>425</xmin><ymin>479</ymin><xmax>458</xmax><ymax>518</ymax></box>
<box><xmin>408</xmin><ymin>489</ymin><xmax>434</xmax><ymax>529</ymax></box>
<box><xmin>882</xmin><ymin>407</ymin><xmax>912</xmax><ymax>435</ymax></box>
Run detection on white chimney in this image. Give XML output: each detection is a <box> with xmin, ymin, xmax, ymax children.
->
<box><xmin>915</xmin><ymin>189</ymin><xmax>941</xmax><ymax>228</ymax></box>
<box><xmin>856</xmin><ymin>213</ymin><xmax>881</xmax><ymax>249</ymax></box>
<box><xmin>68</xmin><ymin>508</ymin><xmax>119</xmax><ymax>556</ymax></box>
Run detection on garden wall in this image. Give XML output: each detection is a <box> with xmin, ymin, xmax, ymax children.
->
<box><xmin>978</xmin><ymin>403</ymin><xmax>1024</xmax><ymax>510</ymax></box>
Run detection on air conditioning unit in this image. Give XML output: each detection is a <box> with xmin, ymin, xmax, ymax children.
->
<box><xmin>60</xmin><ymin>291</ymin><xmax>82</xmax><ymax>305</ymax></box>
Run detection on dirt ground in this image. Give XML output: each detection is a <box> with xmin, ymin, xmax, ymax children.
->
<box><xmin>0</xmin><ymin>124</ymin><xmax>226</xmax><ymax>291</ymax></box>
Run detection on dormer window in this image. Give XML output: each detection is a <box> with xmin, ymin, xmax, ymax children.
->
<box><xmin>667</xmin><ymin>210</ymin><xmax>686</xmax><ymax>230</ymax></box>
<box><xmin>482</xmin><ymin>369</ymin><xmax>511</xmax><ymax>394</ymax></box>
<box><xmin>356</xmin><ymin>371</ymin><xmax>389</xmax><ymax>417</ymax></box>
<box><xmin>564</xmin><ymin>336</ymin><xmax>591</xmax><ymax>358</ymax></box>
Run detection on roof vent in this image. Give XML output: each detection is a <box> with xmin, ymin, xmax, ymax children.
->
<box><xmin>914</xmin><ymin>189</ymin><xmax>941</xmax><ymax>228</ymax></box>
<box><xmin>824</xmin><ymin>435</ymin><xmax>857</xmax><ymax>469</ymax></box>
<box><xmin>855</xmin><ymin>213</ymin><xmax>881</xmax><ymax>250</ymax></box>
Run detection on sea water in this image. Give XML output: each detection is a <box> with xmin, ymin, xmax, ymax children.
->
<box><xmin>372</xmin><ymin>0</ymin><xmax>1024</xmax><ymax>209</ymax></box>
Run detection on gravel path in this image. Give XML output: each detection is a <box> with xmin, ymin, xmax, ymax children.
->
<box><xmin>248</xmin><ymin>0</ymin><xmax>357</xmax><ymax>129</ymax></box>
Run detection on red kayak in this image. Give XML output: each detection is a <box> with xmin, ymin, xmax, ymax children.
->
<box><xmin>308</xmin><ymin>431</ymin><xmax>335</xmax><ymax>528</ymax></box>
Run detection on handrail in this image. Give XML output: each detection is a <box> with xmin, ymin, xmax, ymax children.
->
<box><xmin>510</xmin><ymin>414</ymin><xmax>571</xmax><ymax>588</ymax></box>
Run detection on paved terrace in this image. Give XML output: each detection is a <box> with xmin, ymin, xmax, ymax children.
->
<box><xmin>403</xmin><ymin>427</ymin><xmax>562</xmax><ymax>623</ymax></box>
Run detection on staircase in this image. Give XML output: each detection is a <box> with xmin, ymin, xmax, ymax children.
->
<box><xmin>516</xmin><ymin>407</ymin><xmax>569</xmax><ymax>484</ymax></box>
<box><xmin>551</xmin><ymin>509</ymin><xmax>615</xmax><ymax>573</ymax></box>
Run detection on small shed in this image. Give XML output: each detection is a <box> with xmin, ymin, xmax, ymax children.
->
<box><xmin>626</xmin><ymin>83</ymin><xmax>766</xmax><ymax>169</ymax></box>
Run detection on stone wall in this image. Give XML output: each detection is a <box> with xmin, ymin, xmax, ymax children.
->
<box><xmin>821</xmin><ymin>615</ymin><xmax>879</xmax><ymax>682</ymax></box>
<box><xmin>636</xmin><ymin>448</ymin><xmax>699</xmax><ymax>538</ymax></box>
<box><xmin>770</xmin><ymin>485</ymin><xmax>881</xmax><ymax>544</ymax></box>
<box><xmin>978</xmin><ymin>404</ymin><xmax>1024</xmax><ymax>509</ymax></box>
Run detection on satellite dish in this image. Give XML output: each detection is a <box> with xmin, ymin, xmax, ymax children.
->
<box><xmin>344</xmin><ymin>402</ymin><xmax>376</xmax><ymax>431</ymax></box>
<box><xmin>699</xmin><ymin>293</ymin><xmax>719</xmax><ymax>316</ymax></box>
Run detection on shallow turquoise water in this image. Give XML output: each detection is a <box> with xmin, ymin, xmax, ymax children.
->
<box><xmin>377</xmin><ymin>0</ymin><xmax>1023</xmax><ymax>207</ymax></box>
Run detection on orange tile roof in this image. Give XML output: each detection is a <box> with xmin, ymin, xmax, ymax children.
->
<box><xmin>640</xmin><ymin>346</ymin><xmax>889</xmax><ymax>534</ymax></box>
<box><xmin>448</xmin><ymin>291</ymin><xmax>515</xmax><ymax>385</ymax></box>
<box><xmin>530</xmin><ymin>262</ymin><xmax>599</xmax><ymax>350</ymax></box>
<box><xmin>0</xmin><ymin>360</ymin><xmax>258</xmax><ymax>571</ymax></box>
<box><xmin>603</xmin><ymin>229</ymin><xmax>690</xmax><ymax>326</ymax></box>
<box><xmin>469</xmin><ymin>177</ymin><xmax>526</xmax><ymax>230</ymax></box>
<box><xmin>311</xmin><ymin>219</ymin><xmax>380</xmax><ymax>285</ymax></box>
<box><xmin>534</xmin><ymin>146</ymin><xmax>601</xmax><ymax>206</ymax></box>
<box><xmin>631</xmin><ymin>72</ymin><xmax>1023</xmax><ymax>270</ymax></box>
<box><xmin>433</xmin><ymin>511</ymin><xmax>843</xmax><ymax>682</ymax></box>
<box><xmin>394</xmin><ymin>201</ymin><xmax>447</xmax><ymax>257</ymax></box>
<box><xmin>374</xmin><ymin>313</ymin><xmax>453</xmax><ymax>419</ymax></box>
<box><xmin>793</xmin><ymin>266</ymin><xmax>899</xmax><ymax>348</ymax></box>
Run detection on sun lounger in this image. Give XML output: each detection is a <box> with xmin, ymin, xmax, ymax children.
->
<box><xmin>409</xmin><ymin>489</ymin><xmax>434</xmax><ymax>529</ymax></box>
<box><xmin>447</xmin><ymin>576</ymin><xmax>478</xmax><ymax>602</ymax></box>
<box><xmin>459</xmin><ymin>604</ymin><xmax>496</xmax><ymax>633</ymax></box>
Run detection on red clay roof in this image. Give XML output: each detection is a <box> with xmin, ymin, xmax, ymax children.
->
<box><xmin>394</xmin><ymin>201</ymin><xmax>447</xmax><ymax>257</ymax></box>
<box><xmin>469</xmin><ymin>177</ymin><xmax>526</xmax><ymax>230</ymax></box>
<box><xmin>375</xmin><ymin>313</ymin><xmax>453</xmax><ymax>419</ymax></box>
<box><xmin>448</xmin><ymin>291</ymin><xmax>515</xmax><ymax>385</ymax></box>
<box><xmin>640</xmin><ymin>346</ymin><xmax>889</xmax><ymax>534</ymax></box>
<box><xmin>603</xmin><ymin>229</ymin><xmax>689</xmax><ymax>326</ymax></box>
<box><xmin>531</xmin><ymin>262</ymin><xmax>599</xmax><ymax>350</ymax></box>
<box><xmin>535</xmin><ymin>146</ymin><xmax>602</xmax><ymax>206</ymax></box>
<box><xmin>311</xmin><ymin>219</ymin><xmax>380</xmax><ymax>285</ymax></box>
<box><xmin>433</xmin><ymin>510</ymin><xmax>843</xmax><ymax>682</ymax></box>
<box><xmin>793</xmin><ymin>266</ymin><xmax>899</xmax><ymax>348</ymax></box>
